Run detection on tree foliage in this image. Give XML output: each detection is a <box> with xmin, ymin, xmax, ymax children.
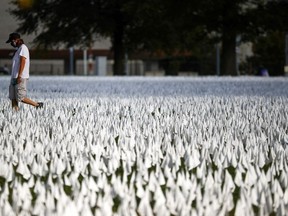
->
<box><xmin>9</xmin><ymin>0</ymin><xmax>288</xmax><ymax>76</ymax></box>
<box><xmin>246</xmin><ymin>0</ymin><xmax>288</xmax><ymax>76</ymax></box>
<box><xmin>246</xmin><ymin>31</ymin><xmax>286</xmax><ymax>76</ymax></box>
<box><xmin>10</xmin><ymin>0</ymin><xmax>152</xmax><ymax>75</ymax></box>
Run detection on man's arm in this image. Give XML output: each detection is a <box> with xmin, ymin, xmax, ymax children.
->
<box><xmin>17</xmin><ymin>56</ymin><xmax>26</xmax><ymax>84</ymax></box>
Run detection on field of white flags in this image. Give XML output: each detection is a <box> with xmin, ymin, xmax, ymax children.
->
<box><xmin>0</xmin><ymin>76</ymin><xmax>288</xmax><ymax>216</ymax></box>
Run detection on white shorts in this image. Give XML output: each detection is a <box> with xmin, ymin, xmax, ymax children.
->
<box><xmin>9</xmin><ymin>78</ymin><xmax>28</xmax><ymax>102</ymax></box>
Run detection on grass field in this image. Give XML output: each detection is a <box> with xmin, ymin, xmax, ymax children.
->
<box><xmin>0</xmin><ymin>76</ymin><xmax>288</xmax><ymax>216</ymax></box>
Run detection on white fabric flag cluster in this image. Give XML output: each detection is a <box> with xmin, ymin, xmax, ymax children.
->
<box><xmin>0</xmin><ymin>76</ymin><xmax>288</xmax><ymax>215</ymax></box>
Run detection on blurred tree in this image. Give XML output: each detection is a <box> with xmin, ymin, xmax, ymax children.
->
<box><xmin>245</xmin><ymin>0</ymin><xmax>288</xmax><ymax>76</ymax></box>
<box><xmin>9</xmin><ymin>0</ymin><xmax>213</xmax><ymax>76</ymax></box>
<box><xmin>166</xmin><ymin>0</ymin><xmax>288</xmax><ymax>76</ymax></box>
<box><xmin>188</xmin><ymin>0</ymin><xmax>267</xmax><ymax>76</ymax></box>
<box><xmin>9</xmin><ymin>0</ymin><xmax>160</xmax><ymax>75</ymax></box>
<box><xmin>125</xmin><ymin>0</ymin><xmax>208</xmax><ymax>76</ymax></box>
<box><xmin>247</xmin><ymin>31</ymin><xmax>286</xmax><ymax>76</ymax></box>
<box><xmin>9</xmin><ymin>0</ymin><xmax>288</xmax><ymax>76</ymax></box>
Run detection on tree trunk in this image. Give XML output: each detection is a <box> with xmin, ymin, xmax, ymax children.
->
<box><xmin>163</xmin><ymin>59</ymin><xmax>180</xmax><ymax>76</ymax></box>
<box><xmin>221</xmin><ymin>30</ymin><xmax>237</xmax><ymax>76</ymax></box>
<box><xmin>112</xmin><ymin>21</ymin><xmax>126</xmax><ymax>76</ymax></box>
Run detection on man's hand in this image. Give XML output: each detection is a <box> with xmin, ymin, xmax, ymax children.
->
<box><xmin>16</xmin><ymin>76</ymin><xmax>22</xmax><ymax>84</ymax></box>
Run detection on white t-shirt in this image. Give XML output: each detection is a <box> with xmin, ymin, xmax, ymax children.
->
<box><xmin>11</xmin><ymin>44</ymin><xmax>30</xmax><ymax>79</ymax></box>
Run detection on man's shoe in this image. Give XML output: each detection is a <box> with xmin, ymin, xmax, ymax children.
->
<box><xmin>36</xmin><ymin>102</ymin><xmax>44</xmax><ymax>109</ymax></box>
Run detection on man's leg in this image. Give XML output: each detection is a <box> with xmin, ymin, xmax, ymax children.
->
<box><xmin>21</xmin><ymin>97</ymin><xmax>39</xmax><ymax>107</ymax></box>
<box><xmin>11</xmin><ymin>99</ymin><xmax>19</xmax><ymax>111</ymax></box>
<box><xmin>14</xmin><ymin>79</ymin><xmax>43</xmax><ymax>109</ymax></box>
<box><xmin>17</xmin><ymin>79</ymin><xmax>42</xmax><ymax>108</ymax></box>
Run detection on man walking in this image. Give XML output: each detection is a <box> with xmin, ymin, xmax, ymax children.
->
<box><xmin>6</xmin><ymin>33</ymin><xmax>43</xmax><ymax>111</ymax></box>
